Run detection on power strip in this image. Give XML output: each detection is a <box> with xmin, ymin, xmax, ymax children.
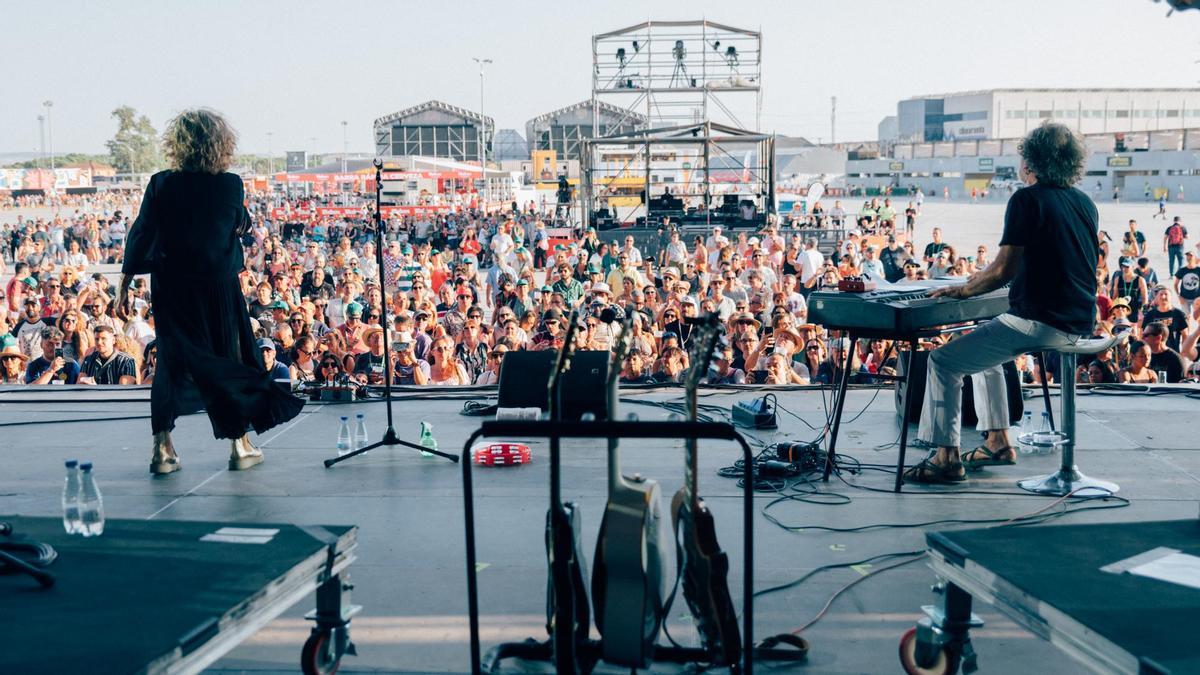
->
<box><xmin>732</xmin><ymin>396</ymin><xmax>778</xmax><ymax>429</ymax></box>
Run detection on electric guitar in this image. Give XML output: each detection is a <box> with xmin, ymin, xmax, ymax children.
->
<box><xmin>543</xmin><ymin>310</ymin><xmax>591</xmax><ymax>674</ymax></box>
<box><xmin>671</xmin><ymin>313</ymin><xmax>742</xmax><ymax>665</ymax></box>
<box><xmin>591</xmin><ymin>312</ymin><xmax>666</xmax><ymax>667</ymax></box>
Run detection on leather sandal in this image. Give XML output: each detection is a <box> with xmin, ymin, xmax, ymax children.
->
<box><xmin>960</xmin><ymin>445</ymin><xmax>1018</xmax><ymax>470</ymax></box>
<box><xmin>150</xmin><ymin>456</ymin><xmax>181</xmax><ymax>475</ymax></box>
<box><xmin>903</xmin><ymin>457</ymin><xmax>966</xmax><ymax>485</ymax></box>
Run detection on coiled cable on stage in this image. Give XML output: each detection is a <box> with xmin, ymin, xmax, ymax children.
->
<box><xmin>0</xmin><ymin>522</ymin><xmax>57</xmax><ymax>588</ymax></box>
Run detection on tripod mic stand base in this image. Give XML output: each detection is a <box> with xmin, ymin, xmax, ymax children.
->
<box><xmin>323</xmin><ymin>426</ymin><xmax>459</xmax><ymax>468</ymax></box>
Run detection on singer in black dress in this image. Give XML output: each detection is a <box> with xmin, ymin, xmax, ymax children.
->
<box><xmin>120</xmin><ymin>108</ymin><xmax>304</xmax><ymax>475</ymax></box>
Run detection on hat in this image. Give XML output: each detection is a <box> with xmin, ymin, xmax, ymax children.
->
<box><xmin>1187</xmin><ymin>250</ymin><xmax>1196</xmax><ymax>257</ymax></box>
<box><xmin>346</xmin><ymin>301</ymin><xmax>364</xmax><ymax>316</ymax></box>
<box><xmin>591</xmin><ymin>282</ymin><xmax>611</xmax><ymax>295</ymax></box>
<box><xmin>797</xmin><ymin>323</ymin><xmax>820</xmax><ymax>332</ymax></box>
<box><xmin>662</xmin><ymin>267</ymin><xmax>680</xmax><ymax>278</ymax></box>
<box><xmin>540</xmin><ymin>284</ymin><xmax>552</xmax><ymax>293</ymax></box>
<box><xmin>774</xmin><ymin>328</ymin><xmax>803</xmax><ymax>345</ymax></box>
<box><xmin>1119</xmin><ymin>258</ymin><xmax>1133</xmax><ymax>267</ymax></box>
<box><xmin>1110</xmin><ymin>296</ymin><xmax>1132</xmax><ymax>310</ymax></box>
<box><xmin>21</xmin><ymin>277</ymin><xmax>38</xmax><ymax>289</ymax></box>
<box><xmin>269</xmin><ymin>300</ymin><xmax>289</xmax><ymax>311</ymax></box>
<box><xmin>748</xmin><ymin>236</ymin><xmax>761</xmax><ymax>245</ymax></box>
<box><xmin>848</xmin><ymin>229</ymin><xmax>861</xmax><ymax>237</ymax></box>
<box><xmin>903</xmin><ymin>259</ymin><xmax>921</xmax><ymax>268</ymax></box>
<box><xmin>542</xmin><ymin>308</ymin><xmax>564</xmax><ymax>322</ymax></box>
<box><xmin>681</xmin><ymin>296</ymin><xmax>699</xmax><ymax>307</ymax></box>
<box><xmin>462</xmin><ymin>255</ymin><xmax>477</xmax><ymax>265</ymax></box>
<box><xmin>362</xmin><ymin>326</ymin><xmax>384</xmax><ymax>340</ymax></box>
<box><xmin>0</xmin><ymin>344</ymin><xmax>29</xmax><ymax>363</ymax></box>
<box><xmin>732</xmin><ymin>312</ymin><xmax>761</xmax><ymax>328</ymax></box>
<box><xmin>256</xmin><ymin>337</ymin><xmax>276</xmax><ymax>351</ymax></box>
<box><xmin>516</xmin><ymin>279</ymin><xmax>528</xmax><ymax>286</ymax></box>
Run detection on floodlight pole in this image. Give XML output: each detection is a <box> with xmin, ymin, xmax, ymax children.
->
<box><xmin>473</xmin><ymin>57</ymin><xmax>492</xmax><ymax>208</ymax></box>
<box><xmin>43</xmin><ymin>100</ymin><xmax>54</xmax><ymax>173</ymax></box>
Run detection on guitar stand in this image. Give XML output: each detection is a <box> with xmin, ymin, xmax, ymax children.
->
<box><xmin>462</xmin><ymin>420</ymin><xmax>780</xmax><ymax>674</ymax></box>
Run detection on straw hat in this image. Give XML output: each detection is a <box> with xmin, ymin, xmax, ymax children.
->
<box><xmin>0</xmin><ymin>344</ymin><xmax>30</xmax><ymax>364</ymax></box>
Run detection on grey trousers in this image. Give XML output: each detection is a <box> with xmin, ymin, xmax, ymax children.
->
<box><xmin>917</xmin><ymin>313</ymin><xmax>1081</xmax><ymax>448</ymax></box>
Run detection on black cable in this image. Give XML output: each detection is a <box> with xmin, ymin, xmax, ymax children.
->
<box><xmin>753</xmin><ymin>549</ymin><xmax>927</xmax><ymax>598</ymax></box>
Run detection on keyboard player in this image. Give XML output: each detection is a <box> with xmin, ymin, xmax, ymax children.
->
<box><xmin>907</xmin><ymin>123</ymin><xmax>1099</xmax><ymax>484</ymax></box>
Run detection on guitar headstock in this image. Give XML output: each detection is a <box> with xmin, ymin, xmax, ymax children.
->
<box><xmin>683</xmin><ymin>313</ymin><xmax>722</xmax><ymax>411</ymax></box>
<box><xmin>546</xmin><ymin>309</ymin><xmax>582</xmax><ymax>417</ymax></box>
<box><xmin>606</xmin><ymin>310</ymin><xmax>637</xmax><ymax>390</ymax></box>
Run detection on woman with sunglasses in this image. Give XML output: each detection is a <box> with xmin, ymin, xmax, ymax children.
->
<box><xmin>141</xmin><ymin>340</ymin><xmax>158</xmax><ymax>386</ymax></box>
<box><xmin>427</xmin><ymin>335</ymin><xmax>469</xmax><ymax>385</ymax></box>
<box><xmin>56</xmin><ymin>309</ymin><xmax>92</xmax><ymax>363</ymax></box>
<box><xmin>289</xmin><ymin>336</ymin><xmax>319</xmax><ymax>383</ymax></box>
<box><xmin>120</xmin><ymin>108</ymin><xmax>304</xmax><ymax>476</ymax></box>
<box><xmin>454</xmin><ymin>308</ymin><xmax>489</xmax><ymax>382</ymax></box>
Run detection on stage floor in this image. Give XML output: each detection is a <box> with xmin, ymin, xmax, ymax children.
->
<box><xmin>2</xmin><ymin>384</ymin><xmax>1197</xmax><ymax>674</ymax></box>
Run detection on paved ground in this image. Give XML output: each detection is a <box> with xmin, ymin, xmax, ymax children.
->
<box><xmin>1</xmin><ymin>383</ymin><xmax>1196</xmax><ymax>673</ymax></box>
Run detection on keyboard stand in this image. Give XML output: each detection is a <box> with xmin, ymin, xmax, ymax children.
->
<box><xmin>821</xmin><ymin>324</ymin><xmax>979</xmax><ymax>493</ymax></box>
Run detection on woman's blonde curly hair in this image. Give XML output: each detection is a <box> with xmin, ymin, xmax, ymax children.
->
<box><xmin>162</xmin><ymin>108</ymin><xmax>237</xmax><ymax>174</ymax></box>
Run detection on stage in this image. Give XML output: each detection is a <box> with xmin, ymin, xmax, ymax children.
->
<box><xmin>1</xmin><ymin>384</ymin><xmax>1197</xmax><ymax>674</ymax></box>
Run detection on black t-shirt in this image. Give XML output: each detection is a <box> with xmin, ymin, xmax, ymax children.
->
<box><xmin>1141</xmin><ymin>307</ymin><xmax>1189</xmax><ymax>351</ymax></box>
<box><xmin>905</xmin><ymin>207</ymin><xmax>917</xmax><ymax>225</ymax></box>
<box><xmin>999</xmin><ymin>183</ymin><xmax>1099</xmax><ymax>335</ymax></box>
<box><xmin>923</xmin><ymin>242</ymin><xmax>947</xmax><ymax>263</ymax></box>
<box><xmin>1150</xmin><ymin>349</ymin><xmax>1185</xmax><ymax>383</ymax></box>
<box><xmin>1174</xmin><ymin>265</ymin><xmax>1200</xmax><ymax>301</ymax></box>
<box><xmin>80</xmin><ymin>351</ymin><xmax>137</xmax><ymax>384</ymax></box>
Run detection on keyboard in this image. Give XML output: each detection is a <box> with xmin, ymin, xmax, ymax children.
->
<box><xmin>807</xmin><ymin>283</ymin><xmax>1009</xmax><ymax>335</ymax></box>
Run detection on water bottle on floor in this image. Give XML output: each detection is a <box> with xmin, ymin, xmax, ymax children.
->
<box><xmin>1017</xmin><ymin>411</ymin><xmax>1034</xmax><ymax>455</ymax></box>
<box><xmin>418</xmin><ymin>421</ymin><xmax>437</xmax><ymax>458</ymax></box>
<box><xmin>62</xmin><ymin>459</ymin><xmax>82</xmax><ymax>535</ymax></box>
<box><xmin>353</xmin><ymin>413</ymin><xmax>369</xmax><ymax>450</ymax></box>
<box><xmin>336</xmin><ymin>416</ymin><xmax>352</xmax><ymax>456</ymax></box>
<box><xmin>1035</xmin><ymin>411</ymin><xmax>1054</xmax><ymax>454</ymax></box>
<box><xmin>78</xmin><ymin>462</ymin><xmax>105</xmax><ymax>537</ymax></box>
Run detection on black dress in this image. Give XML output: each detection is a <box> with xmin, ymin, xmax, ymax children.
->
<box><xmin>124</xmin><ymin>170</ymin><xmax>304</xmax><ymax>439</ymax></box>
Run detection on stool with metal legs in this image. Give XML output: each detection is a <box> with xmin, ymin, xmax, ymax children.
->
<box><xmin>1017</xmin><ymin>333</ymin><xmax>1127</xmax><ymax>496</ymax></box>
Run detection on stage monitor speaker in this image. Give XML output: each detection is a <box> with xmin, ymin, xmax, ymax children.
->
<box><xmin>896</xmin><ymin>351</ymin><xmax>1023</xmax><ymax>428</ymax></box>
<box><xmin>497</xmin><ymin>350</ymin><xmax>555</xmax><ymax>411</ymax></box>
<box><xmin>558</xmin><ymin>350</ymin><xmax>610</xmax><ymax>422</ymax></box>
<box><xmin>496</xmin><ymin>349</ymin><xmax>609</xmax><ymax>421</ymax></box>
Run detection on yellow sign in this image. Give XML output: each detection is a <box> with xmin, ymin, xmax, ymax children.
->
<box><xmin>532</xmin><ymin>150</ymin><xmax>558</xmax><ymax>183</ymax></box>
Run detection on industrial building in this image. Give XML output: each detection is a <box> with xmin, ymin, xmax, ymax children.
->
<box><xmin>373</xmin><ymin>100</ymin><xmax>493</xmax><ymax>163</ymax></box>
<box><xmin>896</xmin><ymin>88</ymin><xmax>1200</xmax><ymax>142</ymax></box>
<box><xmin>524</xmin><ymin>100</ymin><xmax>645</xmax><ymax>162</ymax></box>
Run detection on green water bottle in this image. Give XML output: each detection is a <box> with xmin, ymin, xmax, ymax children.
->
<box><xmin>418</xmin><ymin>421</ymin><xmax>437</xmax><ymax>458</ymax></box>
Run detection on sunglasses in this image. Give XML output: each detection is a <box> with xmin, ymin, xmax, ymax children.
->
<box><xmin>321</xmin><ymin>362</ymin><xmax>339</xmax><ymax>368</ymax></box>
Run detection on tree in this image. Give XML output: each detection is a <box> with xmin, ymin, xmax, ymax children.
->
<box><xmin>106</xmin><ymin>106</ymin><xmax>161</xmax><ymax>174</ymax></box>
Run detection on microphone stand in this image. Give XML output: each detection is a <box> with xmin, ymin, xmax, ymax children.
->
<box><xmin>325</xmin><ymin>159</ymin><xmax>458</xmax><ymax>467</ymax></box>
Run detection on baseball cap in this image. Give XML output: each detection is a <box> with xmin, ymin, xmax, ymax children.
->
<box><xmin>591</xmin><ymin>282</ymin><xmax>611</xmax><ymax>295</ymax></box>
<box><xmin>256</xmin><ymin>337</ymin><xmax>276</xmax><ymax>351</ymax></box>
<box><xmin>516</xmin><ymin>279</ymin><xmax>528</xmax><ymax>286</ymax></box>
<box><xmin>269</xmin><ymin>300</ymin><xmax>289</xmax><ymax>310</ymax></box>
<box><xmin>1119</xmin><ymin>258</ymin><xmax>1133</xmax><ymax>267</ymax></box>
<box><xmin>346</xmin><ymin>301</ymin><xmax>364</xmax><ymax>316</ymax></box>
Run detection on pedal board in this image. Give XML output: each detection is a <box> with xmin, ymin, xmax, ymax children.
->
<box><xmin>732</xmin><ymin>397</ymin><xmax>778</xmax><ymax>429</ymax></box>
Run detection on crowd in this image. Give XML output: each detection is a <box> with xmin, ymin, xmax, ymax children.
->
<box><xmin>2</xmin><ymin>187</ymin><xmax>1199</xmax><ymax>389</ymax></box>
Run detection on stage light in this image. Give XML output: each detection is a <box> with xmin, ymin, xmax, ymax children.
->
<box><xmin>616</xmin><ymin>47</ymin><xmax>627</xmax><ymax>64</ymax></box>
<box><xmin>672</xmin><ymin>40</ymin><xmax>687</xmax><ymax>61</ymax></box>
<box><xmin>726</xmin><ymin>46</ymin><xmax>738</xmax><ymax>60</ymax></box>
<box><xmin>712</xmin><ymin>40</ymin><xmax>720</xmax><ymax>51</ymax></box>
<box><xmin>632</xmin><ymin>40</ymin><xmax>640</xmax><ymax>52</ymax></box>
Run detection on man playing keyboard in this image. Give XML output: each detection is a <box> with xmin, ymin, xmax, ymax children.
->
<box><xmin>907</xmin><ymin>123</ymin><xmax>1099</xmax><ymax>484</ymax></box>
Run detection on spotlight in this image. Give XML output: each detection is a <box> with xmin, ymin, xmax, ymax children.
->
<box><xmin>725</xmin><ymin>46</ymin><xmax>738</xmax><ymax>60</ymax></box>
<box><xmin>616</xmin><ymin>47</ymin><xmax>626</xmax><ymax>64</ymax></box>
<box><xmin>632</xmin><ymin>40</ymin><xmax>640</xmax><ymax>52</ymax></box>
<box><xmin>712</xmin><ymin>40</ymin><xmax>721</xmax><ymax>51</ymax></box>
<box><xmin>672</xmin><ymin>40</ymin><xmax>687</xmax><ymax>61</ymax></box>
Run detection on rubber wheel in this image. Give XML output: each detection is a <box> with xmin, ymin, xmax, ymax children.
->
<box><xmin>899</xmin><ymin>627</ymin><xmax>958</xmax><ymax>675</ymax></box>
<box><xmin>301</xmin><ymin>630</ymin><xmax>341</xmax><ymax>675</ymax></box>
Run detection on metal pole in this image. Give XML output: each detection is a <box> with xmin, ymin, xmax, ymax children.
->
<box><xmin>473</xmin><ymin>57</ymin><xmax>492</xmax><ymax>208</ymax></box>
<box><xmin>43</xmin><ymin>100</ymin><xmax>54</xmax><ymax>173</ymax></box>
<box><xmin>37</xmin><ymin>115</ymin><xmax>45</xmax><ymax>170</ymax></box>
<box><xmin>341</xmin><ymin>121</ymin><xmax>348</xmax><ymax>173</ymax></box>
<box><xmin>267</xmin><ymin>132</ymin><xmax>274</xmax><ymax>175</ymax></box>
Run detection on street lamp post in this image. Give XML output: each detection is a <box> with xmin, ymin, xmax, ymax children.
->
<box><xmin>267</xmin><ymin>131</ymin><xmax>274</xmax><ymax>175</ymax></box>
<box><xmin>341</xmin><ymin>121</ymin><xmax>348</xmax><ymax>174</ymax></box>
<box><xmin>37</xmin><ymin>115</ymin><xmax>45</xmax><ymax>170</ymax></box>
<box><xmin>42</xmin><ymin>100</ymin><xmax>54</xmax><ymax>173</ymax></box>
<box><xmin>472</xmin><ymin>57</ymin><xmax>492</xmax><ymax>206</ymax></box>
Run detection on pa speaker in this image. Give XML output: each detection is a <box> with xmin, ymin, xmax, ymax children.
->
<box><xmin>896</xmin><ymin>350</ymin><xmax>1022</xmax><ymax>427</ymax></box>
<box><xmin>558</xmin><ymin>350</ymin><xmax>609</xmax><ymax>421</ymax></box>
<box><xmin>497</xmin><ymin>350</ymin><xmax>555</xmax><ymax>411</ymax></box>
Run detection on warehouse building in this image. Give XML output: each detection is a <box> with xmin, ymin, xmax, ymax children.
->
<box><xmin>373</xmin><ymin>100</ymin><xmax>493</xmax><ymax>163</ymax></box>
<box><xmin>525</xmin><ymin>100</ymin><xmax>645</xmax><ymax>162</ymax></box>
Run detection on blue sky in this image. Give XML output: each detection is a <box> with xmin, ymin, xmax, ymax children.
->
<box><xmin>3</xmin><ymin>0</ymin><xmax>1198</xmax><ymax>155</ymax></box>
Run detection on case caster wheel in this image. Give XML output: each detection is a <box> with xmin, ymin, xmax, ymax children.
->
<box><xmin>301</xmin><ymin>629</ymin><xmax>341</xmax><ymax>675</ymax></box>
<box><xmin>899</xmin><ymin>626</ymin><xmax>960</xmax><ymax>675</ymax></box>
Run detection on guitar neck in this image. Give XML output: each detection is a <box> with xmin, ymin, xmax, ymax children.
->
<box><xmin>683</xmin><ymin>314</ymin><xmax>720</xmax><ymax>507</ymax></box>
<box><xmin>606</xmin><ymin>312</ymin><xmax>636</xmax><ymax>492</ymax></box>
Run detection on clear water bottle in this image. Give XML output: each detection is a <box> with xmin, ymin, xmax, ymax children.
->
<box><xmin>62</xmin><ymin>459</ymin><xmax>82</xmax><ymax>535</ymax></box>
<box><xmin>353</xmin><ymin>413</ymin><xmax>369</xmax><ymax>450</ymax></box>
<box><xmin>1017</xmin><ymin>411</ymin><xmax>1034</xmax><ymax>455</ymax></box>
<box><xmin>336</xmin><ymin>416</ymin><xmax>352</xmax><ymax>456</ymax></box>
<box><xmin>418</xmin><ymin>421</ymin><xmax>437</xmax><ymax>458</ymax></box>
<box><xmin>1035</xmin><ymin>411</ymin><xmax>1054</xmax><ymax>454</ymax></box>
<box><xmin>78</xmin><ymin>462</ymin><xmax>105</xmax><ymax>537</ymax></box>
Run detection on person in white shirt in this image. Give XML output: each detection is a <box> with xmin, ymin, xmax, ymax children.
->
<box><xmin>622</xmin><ymin>234</ymin><xmax>643</xmax><ymax>266</ymax></box>
<box><xmin>63</xmin><ymin>240</ymin><xmax>89</xmax><ymax>271</ymax></box>
<box><xmin>798</xmin><ymin>238</ymin><xmax>825</xmax><ymax>287</ymax></box>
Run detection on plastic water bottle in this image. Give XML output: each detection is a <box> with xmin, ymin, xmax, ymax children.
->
<box><xmin>1017</xmin><ymin>411</ymin><xmax>1034</xmax><ymax>455</ymax></box>
<box><xmin>353</xmin><ymin>413</ymin><xmax>369</xmax><ymax>450</ymax></box>
<box><xmin>78</xmin><ymin>462</ymin><xmax>105</xmax><ymax>537</ymax></box>
<box><xmin>418</xmin><ymin>421</ymin><xmax>437</xmax><ymax>458</ymax></box>
<box><xmin>1035</xmin><ymin>411</ymin><xmax>1054</xmax><ymax>454</ymax></box>
<box><xmin>336</xmin><ymin>416</ymin><xmax>352</xmax><ymax>456</ymax></box>
<box><xmin>62</xmin><ymin>459</ymin><xmax>82</xmax><ymax>535</ymax></box>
